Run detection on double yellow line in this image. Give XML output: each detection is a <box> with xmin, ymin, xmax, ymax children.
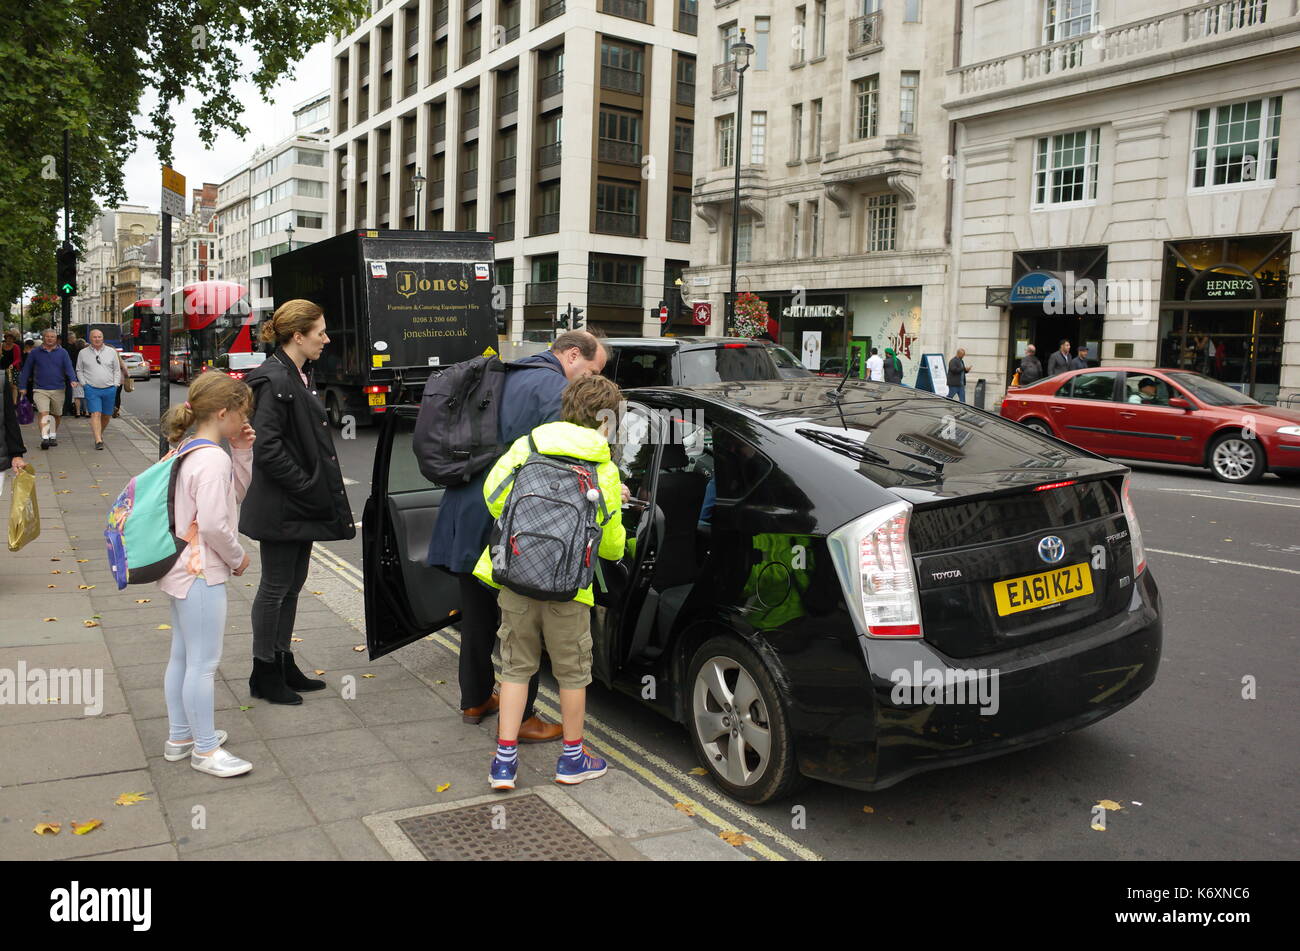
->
<box><xmin>308</xmin><ymin>542</ymin><xmax>822</xmax><ymax>862</ymax></box>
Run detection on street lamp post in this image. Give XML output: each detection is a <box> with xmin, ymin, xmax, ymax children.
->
<box><xmin>412</xmin><ymin>167</ymin><xmax>426</xmax><ymax>230</ymax></box>
<box><xmin>285</xmin><ymin>220</ymin><xmax>295</xmax><ymax>252</ymax></box>
<box><xmin>727</xmin><ymin>29</ymin><xmax>753</xmax><ymax>335</ymax></box>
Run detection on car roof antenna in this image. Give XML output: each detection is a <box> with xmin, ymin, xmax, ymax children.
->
<box><xmin>830</xmin><ymin>350</ymin><xmax>859</xmax><ymax>400</ymax></box>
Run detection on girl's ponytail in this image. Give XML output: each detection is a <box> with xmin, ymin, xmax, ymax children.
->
<box><xmin>161</xmin><ymin>371</ymin><xmax>254</xmax><ymax>446</ymax></box>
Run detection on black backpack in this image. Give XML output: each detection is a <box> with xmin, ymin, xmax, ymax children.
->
<box><xmin>486</xmin><ymin>434</ymin><xmax>611</xmax><ymax>602</ymax></box>
<box><xmin>413</xmin><ymin>355</ymin><xmax>510</xmax><ymax>486</ymax></box>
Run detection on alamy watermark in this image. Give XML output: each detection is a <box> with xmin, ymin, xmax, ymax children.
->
<box><xmin>890</xmin><ymin>662</ymin><xmax>1000</xmax><ymax>715</ymax></box>
<box><xmin>0</xmin><ymin>663</ymin><xmax>104</xmax><ymax>716</ymax></box>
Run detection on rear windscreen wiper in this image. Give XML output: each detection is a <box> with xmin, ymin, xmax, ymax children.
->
<box><xmin>796</xmin><ymin>428</ymin><xmax>942</xmax><ymax>481</ymax></box>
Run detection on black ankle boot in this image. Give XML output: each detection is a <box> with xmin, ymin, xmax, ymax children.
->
<box><xmin>277</xmin><ymin>650</ymin><xmax>326</xmax><ymax>691</ymax></box>
<box><xmin>249</xmin><ymin>656</ymin><xmax>302</xmax><ymax>705</ymax></box>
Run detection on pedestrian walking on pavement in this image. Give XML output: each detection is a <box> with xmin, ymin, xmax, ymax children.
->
<box><xmin>1047</xmin><ymin>339</ymin><xmax>1073</xmax><ymax>377</ymax></box>
<box><xmin>477</xmin><ymin>374</ymin><xmax>628</xmax><ymax>790</ymax></box>
<box><xmin>63</xmin><ymin>331</ymin><xmax>87</xmax><ymax>417</ymax></box>
<box><xmin>1018</xmin><ymin>345</ymin><xmax>1043</xmax><ymax>386</ymax></box>
<box><xmin>866</xmin><ymin>347</ymin><xmax>884</xmax><ymax>382</ymax></box>
<box><xmin>158</xmin><ymin>370</ymin><xmax>257</xmax><ymax>778</ymax></box>
<box><xmin>74</xmin><ymin>329</ymin><xmax>122</xmax><ymax>450</ymax></box>
<box><xmin>1072</xmin><ymin>346</ymin><xmax>1092</xmax><ymax>370</ymax></box>
<box><xmin>883</xmin><ymin>347</ymin><xmax>904</xmax><ymax>384</ymax></box>
<box><xmin>427</xmin><ymin>331</ymin><xmax>608</xmax><ymax>743</ymax></box>
<box><xmin>2</xmin><ymin>330</ymin><xmax>21</xmax><ymax>408</ymax></box>
<box><xmin>947</xmin><ymin>349</ymin><xmax>972</xmax><ymax>403</ymax></box>
<box><xmin>239</xmin><ymin>300</ymin><xmax>355</xmax><ymax>705</ymax></box>
<box><xmin>17</xmin><ymin>329</ymin><xmax>78</xmax><ymax>449</ymax></box>
<box><xmin>1</xmin><ymin>367</ymin><xmax>28</xmax><ymax>492</ymax></box>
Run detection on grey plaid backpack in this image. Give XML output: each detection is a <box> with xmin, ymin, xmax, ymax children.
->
<box><xmin>487</xmin><ymin>434</ymin><xmax>611</xmax><ymax>602</ymax></box>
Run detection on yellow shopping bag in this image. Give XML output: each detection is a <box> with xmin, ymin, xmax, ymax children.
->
<box><xmin>8</xmin><ymin>465</ymin><xmax>39</xmax><ymax>552</ymax></box>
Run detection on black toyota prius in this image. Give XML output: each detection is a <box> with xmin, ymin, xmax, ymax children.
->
<box><xmin>362</xmin><ymin>378</ymin><xmax>1162</xmax><ymax>804</ymax></box>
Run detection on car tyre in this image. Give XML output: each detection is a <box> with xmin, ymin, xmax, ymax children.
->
<box><xmin>1208</xmin><ymin>432</ymin><xmax>1265</xmax><ymax>484</ymax></box>
<box><xmin>686</xmin><ymin>635</ymin><xmax>801</xmax><ymax>805</ymax></box>
<box><xmin>1022</xmin><ymin>418</ymin><xmax>1053</xmax><ymax>437</ymax></box>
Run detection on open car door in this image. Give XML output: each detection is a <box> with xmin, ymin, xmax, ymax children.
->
<box><xmin>362</xmin><ymin>404</ymin><xmax>461</xmax><ymax>659</ymax></box>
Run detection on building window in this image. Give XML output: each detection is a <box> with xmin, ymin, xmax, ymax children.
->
<box><xmin>810</xmin><ymin>99</ymin><xmax>822</xmax><ymax>159</ymax></box>
<box><xmin>1033</xmin><ymin>127</ymin><xmax>1100</xmax><ymax>206</ymax></box>
<box><xmin>674</xmin><ymin>121</ymin><xmax>694</xmax><ymax>174</ymax></box>
<box><xmin>867</xmin><ymin>194</ymin><xmax>897</xmax><ymax>251</ymax></box>
<box><xmin>899</xmin><ymin>72</ymin><xmax>918</xmax><ymax>135</ymax></box>
<box><xmin>1192</xmin><ymin>96</ymin><xmax>1282</xmax><ymax>189</ymax></box>
<box><xmin>736</xmin><ymin>215</ymin><xmax>752</xmax><ymax>263</ymax></box>
<box><xmin>719</xmin><ymin>21</ymin><xmax>738</xmax><ymax>62</ymax></box>
<box><xmin>675</xmin><ymin>54</ymin><xmax>696</xmax><ymax>105</ymax></box>
<box><xmin>788</xmin><ymin>202</ymin><xmax>801</xmax><ymax>258</ymax></box>
<box><xmin>534</xmin><ymin>182</ymin><xmax>560</xmax><ymax>234</ymax></box>
<box><xmin>670</xmin><ymin>190</ymin><xmax>691</xmax><ymax>242</ymax></box>
<box><xmin>1043</xmin><ymin>0</ymin><xmax>1094</xmax><ymax>43</ymax></box>
<box><xmin>791</xmin><ymin>103</ymin><xmax>803</xmax><ymax>161</ymax></box>
<box><xmin>600</xmin><ymin>40</ymin><xmax>645</xmax><ymax>94</ymax></box>
<box><xmin>598</xmin><ymin>108</ymin><xmax>643</xmax><ymax>165</ymax></box>
<box><xmin>754</xmin><ymin>17</ymin><xmax>770</xmax><ymax>70</ymax></box>
<box><xmin>854</xmin><ymin>76</ymin><xmax>879</xmax><ymax>139</ymax></box>
<box><xmin>904</xmin><ymin>0</ymin><xmax>920</xmax><ymax>22</ymax></box>
<box><xmin>814</xmin><ymin>1</ymin><xmax>827</xmax><ymax>58</ymax></box>
<box><xmin>595</xmin><ymin>179</ymin><xmax>640</xmax><ymax>235</ymax></box>
<box><xmin>717</xmin><ymin>114</ymin><xmax>735</xmax><ymax>167</ymax></box>
<box><xmin>807</xmin><ymin>200</ymin><xmax>820</xmax><ymax>257</ymax></box>
<box><xmin>794</xmin><ymin>6</ymin><xmax>806</xmax><ymax>64</ymax></box>
<box><xmin>750</xmin><ymin>112</ymin><xmax>767</xmax><ymax>165</ymax></box>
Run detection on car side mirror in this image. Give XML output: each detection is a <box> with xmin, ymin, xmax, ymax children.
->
<box><xmin>1168</xmin><ymin>397</ymin><xmax>1192</xmax><ymax>411</ymax></box>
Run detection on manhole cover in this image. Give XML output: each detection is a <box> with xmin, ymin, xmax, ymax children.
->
<box><xmin>395</xmin><ymin>793</ymin><xmax>612</xmax><ymax>861</ymax></box>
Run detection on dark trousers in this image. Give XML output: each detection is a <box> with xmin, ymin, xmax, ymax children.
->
<box><xmin>456</xmin><ymin>572</ymin><xmax>537</xmax><ymax>719</ymax></box>
<box><xmin>251</xmin><ymin>539</ymin><xmax>314</xmax><ymax>662</ymax></box>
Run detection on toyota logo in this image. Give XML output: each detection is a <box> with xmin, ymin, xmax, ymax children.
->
<box><xmin>1038</xmin><ymin>536</ymin><xmax>1066</xmax><ymax>564</ymax></box>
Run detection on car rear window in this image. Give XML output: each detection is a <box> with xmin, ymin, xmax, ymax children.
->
<box><xmin>608</xmin><ymin>348</ymin><xmax>673</xmax><ymax>388</ymax></box>
<box><xmin>677</xmin><ymin>346</ymin><xmax>781</xmax><ymax>385</ymax></box>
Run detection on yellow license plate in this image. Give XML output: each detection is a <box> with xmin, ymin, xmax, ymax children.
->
<box><xmin>367</xmin><ymin>393</ymin><xmax>386</xmax><ymax>406</ymax></box>
<box><xmin>994</xmin><ymin>563</ymin><xmax>1093</xmax><ymax>616</ymax></box>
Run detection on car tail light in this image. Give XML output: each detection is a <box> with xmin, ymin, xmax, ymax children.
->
<box><xmin>1033</xmin><ymin>479</ymin><xmax>1078</xmax><ymax>492</ymax></box>
<box><xmin>1122</xmin><ymin>474</ymin><xmax>1146</xmax><ymax>576</ymax></box>
<box><xmin>363</xmin><ymin>385</ymin><xmax>389</xmax><ymax>394</ymax></box>
<box><xmin>722</xmin><ymin>343</ymin><xmax>749</xmax><ymax>349</ymax></box>
<box><xmin>828</xmin><ymin>500</ymin><xmax>923</xmax><ymax>638</ymax></box>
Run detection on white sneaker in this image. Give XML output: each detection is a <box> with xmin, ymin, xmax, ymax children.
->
<box><xmin>164</xmin><ymin>730</ymin><xmax>228</xmax><ymax>761</ymax></box>
<box><xmin>190</xmin><ymin>747</ymin><xmax>253</xmax><ymax>778</ymax></box>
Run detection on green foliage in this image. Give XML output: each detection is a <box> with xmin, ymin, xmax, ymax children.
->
<box><xmin>0</xmin><ymin>0</ymin><xmax>366</xmax><ymax>307</ymax></box>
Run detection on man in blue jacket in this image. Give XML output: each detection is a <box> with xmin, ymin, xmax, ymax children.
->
<box><xmin>427</xmin><ymin>331</ymin><xmax>608</xmax><ymax>742</ymax></box>
<box><xmin>18</xmin><ymin>329</ymin><xmax>79</xmax><ymax>449</ymax></box>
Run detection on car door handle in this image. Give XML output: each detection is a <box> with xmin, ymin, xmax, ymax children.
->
<box><xmin>1050</xmin><ymin>405</ymin><xmax>1065</xmax><ymax>412</ymax></box>
<box><xmin>1119</xmin><ymin>411</ymin><xmax>1137</xmax><ymax>418</ymax></box>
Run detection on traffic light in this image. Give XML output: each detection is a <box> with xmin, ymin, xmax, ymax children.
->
<box><xmin>57</xmin><ymin>245</ymin><xmax>77</xmax><ymax>297</ymax></box>
<box><xmin>557</xmin><ymin>303</ymin><xmax>571</xmax><ymax>331</ymax></box>
<box><xmin>569</xmin><ymin>306</ymin><xmax>584</xmax><ymax>330</ymax></box>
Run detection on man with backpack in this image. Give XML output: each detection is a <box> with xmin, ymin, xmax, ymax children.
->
<box><xmin>474</xmin><ymin>374</ymin><xmax>627</xmax><ymax>789</ymax></box>
<box><xmin>424</xmin><ymin>331</ymin><xmax>607</xmax><ymax>742</ymax></box>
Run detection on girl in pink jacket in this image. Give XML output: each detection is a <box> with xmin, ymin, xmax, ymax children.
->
<box><xmin>158</xmin><ymin>371</ymin><xmax>257</xmax><ymax>778</ymax></box>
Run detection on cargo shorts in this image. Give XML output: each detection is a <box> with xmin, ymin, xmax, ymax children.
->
<box><xmin>33</xmin><ymin>389</ymin><xmax>64</xmax><ymax>416</ymax></box>
<box><xmin>496</xmin><ymin>587</ymin><xmax>593</xmax><ymax>690</ymax></box>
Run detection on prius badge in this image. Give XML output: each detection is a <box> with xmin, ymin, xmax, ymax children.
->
<box><xmin>1037</xmin><ymin>535</ymin><xmax>1066</xmax><ymax>565</ymax></box>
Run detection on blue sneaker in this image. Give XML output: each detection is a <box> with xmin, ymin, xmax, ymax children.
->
<box><xmin>489</xmin><ymin>754</ymin><xmax>517</xmax><ymax>790</ymax></box>
<box><xmin>554</xmin><ymin>746</ymin><xmax>607</xmax><ymax>785</ymax></box>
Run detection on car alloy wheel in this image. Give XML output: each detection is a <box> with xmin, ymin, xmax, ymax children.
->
<box><xmin>1023</xmin><ymin>419</ymin><xmax>1052</xmax><ymax>436</ymax></box>
<box><xmin>1210</xmin><ymin>434</ymin><xmax>1263</xmax><ymax>484</ymax></box>
<box><xmin>693</xmin><ymin>656</ymin><xmax>771</xmax><ymax>788</ymax></box>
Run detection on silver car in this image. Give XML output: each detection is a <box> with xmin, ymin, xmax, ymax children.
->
<box><xmin>121</xmin><ymin>352</ymin><xmax>150</xmax><ymax>381</ymax></box>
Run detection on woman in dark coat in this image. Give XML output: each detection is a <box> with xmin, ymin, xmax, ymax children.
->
<box><xmin>2</xmin><ymin>366</ymin><xmax>28</xmax><ymax>479</ymax></box>
<box><xmin>239</xmin><ymin>300</ymin><xmax>355</xmax><ymax>703</ymax></box>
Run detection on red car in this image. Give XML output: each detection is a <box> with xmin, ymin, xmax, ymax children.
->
<box><xmin>1001</xmin><ymin>366</ymin><xmax>1300</xmax><ymax>484</ymax></box>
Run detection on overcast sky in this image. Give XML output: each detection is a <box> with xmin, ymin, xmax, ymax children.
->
<box><xmin>118</xmin><ymin>41</ymin><xmax>331</xmax><ymax>210</ymax></box>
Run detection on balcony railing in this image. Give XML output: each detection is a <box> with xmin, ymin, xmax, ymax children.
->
<box><xmin>433</xmin><ymin>62</ymin><xmax>448</xmax><ymax>81</ymax></box>
<box><xmin>537</xmin><ymin>142</ymin><xmax>562</xmax><ymax>166</ymax></box>
<box><xmin>494</xmin><ymin>220</ymin><xmax>515</xmax><ymax>242</ymax></box>
<box><xmin>670</xmin><ymin>219</ymin><xmax>690</xmax><ymax>242</ymax></box>
<box><xmin>603</xmin><ymin>0</ymin><xmax>647</xmax><ymax>21</ymax></box>
<box><xmin>496</xmin><ymin>156</ymin><xmax>516</xmax><ymax>179</ymax></box>
<box><xmin>460</xmin><ymin>169</ymin><xmax>478</xmax><ymax>189</ymax></box>
<box><xmin>429</xmin><ymin>179</ymin><xmax>445</xmax><ymax>199</ymax></box>
<box><xmin>435</xmin><ymin>5</ymin><xmax>449</xmax><ymax>29</ymax></box>
<box><xmin>589</xmin><ymin>281</ymin><xmax>641</xmax><ymax>306</ymax></box>
<box><xmin>676</xmin><ymin>79</ymin><xmax>695</xmax><ymax>105</ymax></box>
<box><xmin>598</xmin><ymin>138</ymin><xmax>642</xmax><ymax>165</ymax></box>
<box><xmin>540</xmin><ymin>0</ymin><xmax>565</xmax><ymax>24</ymax></box>
<box><xmin>848</xmin><ymin>11</ymin><xmax>883</xmax><ymax>55</ymax></box>
<box><xmin>432</xmin><ymin>122</ymin><xmax>447</xmax><ymax>146</ymax></box>
<box><xmin>595</xmin><ymin>210</ymin><xmax>639</xmax><ymax>235</ymax></box>
<box><xmin>673</xmin><ymin>150</ymin><xmax>692</xmax><ymax>174</ymax></box>
<box><xmin>463</xmin><ymin>107</ymin><xmax>480</xmax><ymax>131</ymax></box>
<box><xmin>498</xmin><ymin>90</ymin><xmax>519</xmax><ymax>115</ymax></box>
<box><xmin>502</xmin><ymin>23</ymin><xmax>520</xmax><ymax>43</ymax></box>
<box><xmin>539</xmin><ymin>70</ymin><xmax>564</xmax><ymax>98</ymax></box>
<box><xmin>526</xmin><ymin>280</ymin><xmax>557</xmax><ymax>303</ymax></box>
<box><xmin>533</xmin><ymin>213</ymin><xmax>559</xmax><ymax>234</ymax></box>
<box><xmin>956</xmin><ymin>0</ymin><xmax>1282</xmax><ymax>96</ymax></box>
<box><xmin>601</xmin><ymin>65</ymin><xmax>644</xmax><ymax>95</ymax></box>
<box><xmin>712</xmin><ymin>62</ymin><xmax>736</xmax><ymax>96</ymax></box>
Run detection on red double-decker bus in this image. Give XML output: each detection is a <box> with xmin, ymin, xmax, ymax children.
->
<box><xmin>167</xmin><ymin>281</ymin><xmax>254</xmax><ymax>384</ymax></box>
<box><xmin>120</xmin><ymin>299</ymin><xmax>163</xmax><ymax>374</ymax></box>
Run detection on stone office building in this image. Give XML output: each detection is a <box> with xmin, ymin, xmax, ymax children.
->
<box><xmin>947</xmin><ymin>0</ymin><xmax>1299</xmax><ymax>404</ymax></box>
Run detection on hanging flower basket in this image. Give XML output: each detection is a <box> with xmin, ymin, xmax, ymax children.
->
<box><xmin>730</xmin><ymin>292</ymin><xmax>769</xmax><ymax>338</ymax></box>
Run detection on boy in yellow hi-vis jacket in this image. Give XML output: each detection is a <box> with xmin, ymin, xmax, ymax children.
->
<box><xmin>474</xmin><ymin>374</ymin><xmax>627</xmax><ymax>789</ymax></box>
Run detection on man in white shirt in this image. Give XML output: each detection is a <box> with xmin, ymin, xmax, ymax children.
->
<box><xmin>75</xmin><ymin>329</ymin><xmax>122</xmax><ymax>450</ymax></box>
<box><xmin>866</xmin><ymin>347</ymin><xmax>884</xmax><ymax>382</ymax></box>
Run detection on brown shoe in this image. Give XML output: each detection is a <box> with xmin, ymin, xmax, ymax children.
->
<box><xmin>517</xmin><ymin>715</ymin><xmax>563</xmax><ymax>743</ymax></box>
<box><xmin>461</xmin><ymin>691</ymin><xmax>500</xmax><ymax>724</ymax></box>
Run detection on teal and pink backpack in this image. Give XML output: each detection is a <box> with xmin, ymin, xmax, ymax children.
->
<box><xmin>105</xmin><ymin>439</ymin><xmax>221</xmax><ymax>589</ymax></box>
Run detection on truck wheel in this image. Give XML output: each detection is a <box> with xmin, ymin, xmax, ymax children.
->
<box><xmin>326</xmin><ymin>392</ymin><xmax>344</xmax><ymax>428</ymax></box>
<box><xmin>686</xmin><ymin>636</ymin><xmax>801</xmax><ymax>804</ymax></box>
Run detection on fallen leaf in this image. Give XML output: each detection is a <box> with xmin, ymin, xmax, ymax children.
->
<box><xmin>311</xmin><ymin>590</ymin><xmax>323</xmax><ymax>595</ymax></box>
<box><xmin>688</xmin><ymin>767</ymin><xmax>708</xmax><ymax>776</ymax></box>
<box><xmin>353</xmin><ymin>645</ymin><xmax>366</xmax><ymax>652</ymax></box>
<box><xmin>436</xmin><ymin>783</ymin><xmax>452</xmax><ymax>793</ymax></box>
<box><xmin>862</xmin><ymin>805</ymin><xmax>875</xmax><ymax>814</ymax></box>
<box><xmin>50</xmin><ymin>570</ymin><xmax>61</xmax><ymax>574</ymax></box>
<box><xmin>290</xmin><ymin>636</ymin><xmax>303</xmax><ymax>643</ymax></box>
<box><xmin>239</xmin><ymin>705</ymin><xmax>252</xmax><ymax>711</ymax></box>
<box><xmin>434</xmin><ymin>679</ymin><xmax>446</xmax><ymax>684</ymax></box>
<box><xmin>78</xmin><ymin>584</ymin><xmax>95</xmax><ymax>590</ymax></box>
<box><xmin>114</xmin><ymin>792</ymin><xmax>150</xmax><ymax>806</ymax></box>
<box><xmin>33</xmin><ymin>823</ymin><xmax>61</xmax><ymax>836</ymax></box>
<box><xmin>1131</xmin><ymin>801</ymin><xmax>1143</xmax><ymax>806</ymax></box>
<box><xmin>157</xmin><ymin>624</ymin><xmax>171</xmax><ymax>630</ymax></box>
<box><xmin>77</xmin><ymin>559</ymin><xmax>88</xmax><ymax>563</ymax></box>
<box><xmin>362</xmin><ymin>673</ymin><xmax>375</xmax><ymax>679</ymax></box>
<box><xmin>83</xmin><ymin>620</ymin><xmax>100</xmax><ymax>628</ymax></box>
<box><xmin>135</xmin><ymin>599</ymin><xmax>151</xmax><ymax>604</ymax></box>
<box><xmin>71</xmin><ymin>819</ymin><xmax>103</xmax><ymax>835</ymax></box>
<box><xmin>719</xmin><ymin>831</ymin><xmax>752</xmax><ymax>847</ymax></box>
<box><xmin>92</xmin><ymin>614</ymin><xmax>101</xmax><ymax>619</ymax></box>
<box><xmin>313</xmin><ymin>670</ymin><xmax>325</xmax><ymax>676</ymax></box>
<box><xmin>100</xmin><ymin>493</ymin><xmax>109</xmax><ymax>497</ymax></box>
<box><xmin>42</xmin><ymin>617</ymin><xmax>58</xmax><ymax>622</ymax></box>
<box><xmin>50</xmin><ymin>557</ymin><xmax>60</xmax><ymax>562</ymax></box>
<box><xmin>47</xmin><ymin>584</ymin><xmax>56</xmax><ymax>589</ymax></box>
<box><xmin>673</xmin><ymin>801</ymin><xmax>696</xmax><ymax>817</ymax></box>
<box><xmin>1097</xmin><ymin>799</ymin><xmax>1124</xmax><ymax>812</ymax></box>
<box><xmin>1091</xmin><ymin>821</ymin><xmax>1106</xmax><ymax>832</ymax></box>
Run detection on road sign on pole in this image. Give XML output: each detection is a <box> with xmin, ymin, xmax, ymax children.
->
<box><xmin>161</xmin><ymin>166</ymin><xmax>186</xmax><ymax>219</ymax></box>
